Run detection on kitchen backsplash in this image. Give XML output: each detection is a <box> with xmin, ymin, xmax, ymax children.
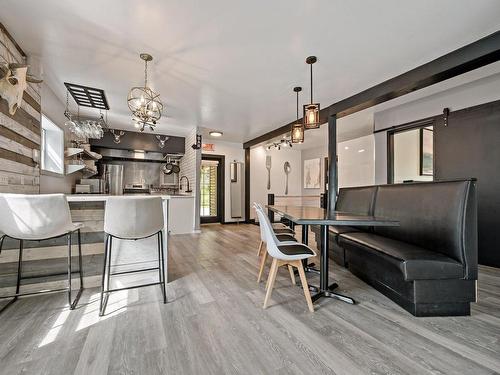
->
<box><xmin>104</xmin><ymin>160</ymin><xmax>162</xmax><ymax>186</ymax></box>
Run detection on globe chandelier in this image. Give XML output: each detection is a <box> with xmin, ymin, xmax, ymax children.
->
<box><xmin>127</xmin><ymin>53</ymin><xmax>163</xmax><ymax>132</ymax></box>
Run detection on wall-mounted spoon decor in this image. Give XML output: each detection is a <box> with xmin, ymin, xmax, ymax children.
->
<box><xmin>284</xmin><ymin>161</ymin><xmax>291</xmax><ymax>195</ymax></box>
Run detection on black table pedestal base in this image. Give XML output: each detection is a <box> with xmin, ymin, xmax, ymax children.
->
<box><xmin>295</xmin><ymin>264</ymin><xmax>320</xmax><ymax>277</ymax></box>
<box><xmin>304</xmin><ymin>265</ymin><xmax>320</xmax><ymax>274</ymax></box>
<box><xmin>311</xmin><ymin>282</ymin><xmax>355</xmax><ymax>304</ymax></box>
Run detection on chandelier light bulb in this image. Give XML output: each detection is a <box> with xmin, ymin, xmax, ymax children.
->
<box><xmin>308</xmin><ymin>109</ymin><xmax>315</xmax><ymax>123</ymax></box>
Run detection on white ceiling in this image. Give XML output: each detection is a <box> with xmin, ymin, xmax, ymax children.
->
<box><xmin>1</xmin><ymin>0</ymin><xmax>500</xmax><ymax>142</ymax></box>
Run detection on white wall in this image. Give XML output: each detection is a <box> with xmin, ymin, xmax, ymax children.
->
<box><xmin>250</xmin><ymin>145</ymin><xmax>302</xmax><ymax>220</ymax></box>
<box><xmin>40</xmin><ymin>83</ymin><xmax>78</xmax><ymax>194</ymax></box>
<box><xmin>202</xmin><ymin>140</ymin><xmax>245</xmax><ymax>223</ymax></box>
<box><xmin>374</xmin><ymin>71</ymin><xmax>500</xmax><ymax>183</ymax></box>
<box><xmin>338</xmin><ymin>134</ymin><xmax>375</xmax><ymax>188</ymax></box>
<box><xmin>300</xmin><ymin>134</ymin><xmax>375</xmax><ymax>194</ymax></box>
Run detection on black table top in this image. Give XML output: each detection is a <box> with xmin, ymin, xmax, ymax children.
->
<box><xmin>267</xmin><ymin>205</ymin><xmax>399</xmax><ymax>226</ymax></box>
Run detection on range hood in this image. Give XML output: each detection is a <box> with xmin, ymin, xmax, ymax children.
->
<box><xmin>94</xmin><ymin>147</ymin><xmax>183</xmax><ymax>162</ymax></box>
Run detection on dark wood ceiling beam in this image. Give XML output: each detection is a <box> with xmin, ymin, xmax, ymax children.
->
<box><xmin>243</xmin><ymin>30</ymin><xmax>500</xmax><ymax>149</ymax></box>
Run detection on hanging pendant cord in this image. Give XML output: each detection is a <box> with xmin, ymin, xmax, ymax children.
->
<box><xmin>310</xmin><ymin>63</ymin><xmax>313</xmax><ymax>104</ymax></box>
<box><xmin>144</xmin><ymin>59</ymin><xmax>148</xmax><ymax>87</ymax></box>
<box><xmin>296</xmin><ymin>90</ymin><xmax>299</xmax><ymax>122</ymax></box>
<box><xmin>64</xmin><ymin>90</ymin><xmax>71</xmax><ymax>120</ymax></box>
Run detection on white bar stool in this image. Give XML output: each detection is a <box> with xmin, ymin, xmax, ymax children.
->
<box><xmin>100</xmin><ymin>196</ymin><xmax>167</xmax><ymax>316</ymax></box>
<box><xmin>0</xmin><ymin>193</ymin><xmax>84</xmax><ymax>312</ymax></box>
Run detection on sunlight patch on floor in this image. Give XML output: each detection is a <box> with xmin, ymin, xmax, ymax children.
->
<box><xmin>38</xmin><ymin>308</ymin><xmax>71</xmax><ymax>347</ymax></box>
<box><xmin>76</xmin><ymin>289</ymin><xmax>129</xmax><ymax>331</ymax></box>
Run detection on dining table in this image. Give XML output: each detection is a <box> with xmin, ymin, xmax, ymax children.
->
<box><xmin>267</xmin><ymin>205</ymin><xmax>399</xmax><ymax>305</ymax></box>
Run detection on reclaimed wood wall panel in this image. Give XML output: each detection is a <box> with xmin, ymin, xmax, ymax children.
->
<box><xmin>0</xmin><ymin>158</ymin><xmax>39</xmax><ymax>175</ymax></box>
<box><xmin>0</xmin><ymin>113</ymin><xmax>41</xmax><ymax>144</ymax></box>
<box><xmin>0</xmin><ymin>23</ymin><xmax>41</xmax><ymax>194</ymax></box>
<box><xmin>0</xmin><ymin>23</ymin><xmax>41</xmax><ymax>99</ymax></box>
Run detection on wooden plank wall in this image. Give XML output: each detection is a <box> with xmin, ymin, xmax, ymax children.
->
<box><xmin>0</xmin><ymin>23</ymin><xmax>41</xmax><ymax>194</ymax></box>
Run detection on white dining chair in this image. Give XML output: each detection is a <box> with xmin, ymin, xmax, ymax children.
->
<box><xmin>100</xmin><ymin>196</ymin><xmax>166</xmax><ymax>316</ymax></box>
<box><xmin>0</xmin><ymin>193</ymin><xmax>84</xmax><ymax>312</ymax></box>
<box><xmin>255</xmin><ymin>206</ymin><xmax>316</xmax><ymax>312</ymax></box>
<box><xmin>253</xmin><ymin>203</ymin><xmax>297</xmax><ymax>284</ymax></box>
<box><xmin>254</xmin><ymin>202</ymin><xmax>294</xmax><ymax>257</ymax></box>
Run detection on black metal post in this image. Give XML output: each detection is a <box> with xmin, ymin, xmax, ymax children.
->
<box><xmin>327</xmin><ymin>115</ymin><xmax>338</xmax><ymax>216</ymax></box>
<box><xmin>320</xmin><ymin>225</ymin><xmax>329</xmax><ymax>290</ymax></box>
<box><xmin>301</xmin><ymin>224</ymin><xmax>309</xmax><ymax>245</ymax></box>
<box><xmin>267</xmin><ymin>193</ymin><xmax>275</xmax><ymax>222</ymax></box>
<box><xmin>301</xmin><ymin>224</ymin><xmax>313</xmax><ymax>270</ymax></box>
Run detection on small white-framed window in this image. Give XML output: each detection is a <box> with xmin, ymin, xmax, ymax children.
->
<box><xmin>41</xmin><ymin>114</ymin><xmax>64</xmax><ymax>175</ymax></box>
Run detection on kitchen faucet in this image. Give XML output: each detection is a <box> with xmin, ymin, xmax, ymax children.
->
<box><xmin>179</xmin><ymin>175</ymin><xmax>192</xmax><ymax>193</ymax></box>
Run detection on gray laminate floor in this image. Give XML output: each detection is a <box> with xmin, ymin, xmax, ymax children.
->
<box><xmin>0</xmin><ymin>224</ymin><xmax>499</xmax><ymax>375</ymax></box>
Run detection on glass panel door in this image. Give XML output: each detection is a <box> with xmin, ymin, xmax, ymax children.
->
<box><xmin>200</xmin><ymin>159</ymin><xmax>220</xmax><ymax>222</ymax></box>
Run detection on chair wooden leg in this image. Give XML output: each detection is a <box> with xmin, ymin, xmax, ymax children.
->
<box><xmin>263</xmin><ymin>258</ymin><xmax>279</xmax><ymax>309</ymax></box>
<box><xmin>257</xmin><ymin>241</ymin><xmax>263</xmax><ymax>256</ymax></box>
<box><xmin>288</xmin><ymin>265</ymin><xmax>296</xmax><ymax>285</ymax></box>
<box><xmin>295</xmin><ymin>260</ymin><xmax>314</xmax><ymax>312</ymax></box>
<box><xmin>257</xmin><ymin>250</ymin><xmax>268</xmax><ymax>283</ymax></box>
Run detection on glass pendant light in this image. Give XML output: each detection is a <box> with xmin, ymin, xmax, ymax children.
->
<box><xmin>303</xmin><ymin>56</ymin><xmax>320</xmax><ymax>129</ymax></box>
<box><xmin>291</xmin><ymin>86</ymin><xmax>304</xmax><ymax>143</ymax></box>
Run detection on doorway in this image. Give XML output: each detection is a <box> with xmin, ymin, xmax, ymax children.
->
<box><xmin>387</xmin><ymin>120</ymin><xmax>434</xmax><ymax>184</ymax></box>
<box><xmin>200</xmin><ymin>154</ymin><xmax>225</xmax><ymax>224</ymax></box>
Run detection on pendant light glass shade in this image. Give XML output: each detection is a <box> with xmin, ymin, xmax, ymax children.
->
<box><xmin>303</xmin><ymin>103</ymin><xmax>320</xmax><ymax>129</ymax></box>
<box><xmin>291</xmin><ymin>123</ymin><xmax>304</xmax><ymax>143</ymax></box>
<box><xmin>303</xmin><ymin>56</ymin><xmax>320</xmax><ymax>129</ymax></box>
<box><xmin>291</xmin><ymin>86</ymin><xmax>304</xmax><ymax>143</ymax></box>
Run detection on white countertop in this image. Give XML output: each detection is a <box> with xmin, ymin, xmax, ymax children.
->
<box><xmin>66</xmin><ymin>194</ymin><xmax>194</xmax><ymax>202</ymax></box>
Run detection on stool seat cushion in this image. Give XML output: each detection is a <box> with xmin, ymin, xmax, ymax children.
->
<box><xmin>0</xmin><ymin>193</ymin><xmax>80</xmax><ymax>240</ymax></box>
<box><xmin>22</xmin><ymin>222</ymin><xmax>84</xmax><ymax>240</ymax></box>
<box><xmin>276</xmin><ymin>234</ymin><xmax>296</xmax><ymax>242</ymax></box>
<box><xmin>104</xmin><ymin>197</ymin><xmax>164</xmax><ymax>239</ymax></box>
<box><xmin>274</xmin><ymin>228</ymin><xmax>295</xmax><ymax>235</ymax></box>
<box><xmin>277</xmin><ymin>243</ymin><xmax>315</xmax><ymax>259</ymax></box>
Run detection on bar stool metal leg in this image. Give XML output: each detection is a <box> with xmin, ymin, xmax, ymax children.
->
<box><xmin>159</xmin><ymin>231</ymin><xmax>167</xmax><ymax>304</ymax></box>
<box><xmin>106</xmin><ymin>236</ymin><xmax>112</xmax><ymax>293</ymax></box>
<box><xmin>68</xmin><ymin>230</ymin><xmax>84</xmax><ymax>310</ymax></box>
<box><xmin>78</xmin><ymin>229</ymin><xmax>84</xmax><ymax>288</ymax></box>
<box><xmin>99</xmin><ymin>234</ymin><xmax>110</xmax><ymax>316</ymax></box>
<box><xmin>99</xmin><ymin>229</ymin><xmax>168</xmax><ymax>316</ymax></box>
<box><xmin>67</xmin><ymin>233</ymin><xmax>72</xmax><ymax>308</ymax></box>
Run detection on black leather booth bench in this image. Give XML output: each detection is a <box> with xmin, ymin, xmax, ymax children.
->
<box><xmin>313</xmin><ymin>180</ymin><xmax>477</xmax><ymax>317</ymax></box>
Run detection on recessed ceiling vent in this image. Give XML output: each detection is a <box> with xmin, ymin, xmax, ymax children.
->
<box><xmin>64</xmin><ymin>82</ymin><xmax>110</xmax><ymax>110</ymax></box>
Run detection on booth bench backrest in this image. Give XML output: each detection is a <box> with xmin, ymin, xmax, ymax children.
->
<box><xmin>337</xmin><ymin>180</ymin><xmax>477</xmax><ymax>279</ymax></box>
